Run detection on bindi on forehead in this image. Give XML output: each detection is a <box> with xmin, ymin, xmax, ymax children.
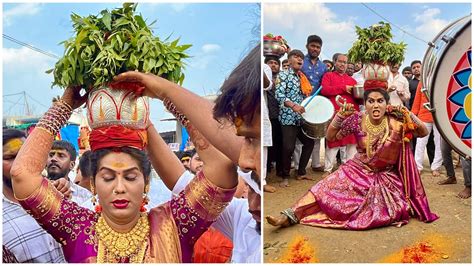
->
<box><xmin>4</xmin><ymin>138</ymin><xmax>24</xmax><ymax>153</ymax></box>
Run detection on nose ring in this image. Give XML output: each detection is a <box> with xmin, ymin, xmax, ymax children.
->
<box><xmin>113</xmin><ymin>189</ymin><xmax>118</xmax><ymax>195</ymax></box>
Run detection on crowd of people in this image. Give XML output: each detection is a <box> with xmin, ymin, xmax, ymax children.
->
<box><xmin>263</xmin><ymin>34</ymin><xmax>471</xmax><ymax>231</ymax></box>
<box><xmin>3</xmin><ymin>45</ymin><xmax>261</xmax><ymax>263</ymax></box>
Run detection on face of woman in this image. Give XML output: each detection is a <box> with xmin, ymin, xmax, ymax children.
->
<box><xmin>365</xmin><ymin>91</ymin><xmax>388</xmax><ymax>121</ymax></box>
<box><xmin>94</xmin><ymin>152</ymin><xmax>146</xmax><ymax>225</ymax></box>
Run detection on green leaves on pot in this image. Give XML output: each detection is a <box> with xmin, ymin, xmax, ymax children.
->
<box><xmin>47</xmin><ymin>3</ymin><xmax>191</xmax><ymax>90</ymax></box>
<box><xmin>347</xmin><ymin>21</ymin><xmax>407</xmax><ymax>65</ymax></box>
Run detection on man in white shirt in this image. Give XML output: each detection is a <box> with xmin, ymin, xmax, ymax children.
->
<box><xmin>387</xmin><ymin>63</ymin><xmax>410</xmax><ymax>106</ymax></box>
<box><xmin>3</xmin><ymin>129</ymin><xmax>66</xmax><ymax>263</ymax></box>
<box><xmin>172</xmin><ymin>168</ymin><xmax>261</xmax><ymax>263</ymax></box>
<box><xmin>352</xmin><ymin>61</ymin><xmax>365</xmax><ymax>85</ymax></box>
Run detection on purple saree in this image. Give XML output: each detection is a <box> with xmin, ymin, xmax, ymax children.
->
<box><xmin>290</xmin><ymin>112</ymin><xmax>438</xmax><ymax>230</ymax></box>
<box><xmin>18</xmin><ymin>171</ymin><xmax>235</xmax><ymax>262</ymax></box>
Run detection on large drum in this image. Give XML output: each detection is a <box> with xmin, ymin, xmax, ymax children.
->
<box><xmin>301</xmin><ymin>96</ymin><xmax>334</xmax><ymax>139</ymax></box>
<box><xmin>422</xmin><ymin>15</ymin><xmax>471</xmax><ymax>159</ymax></box>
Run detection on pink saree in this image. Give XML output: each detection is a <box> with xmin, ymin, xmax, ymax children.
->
<box><xmin>287</xmin><ymin>112</ymin><xmax>438</xmax><ymax>230</ymax></box>
<box><xmin>18</xmin><ymin>171</ymin><xmax>235</xmax><ymax>262</ymax></box>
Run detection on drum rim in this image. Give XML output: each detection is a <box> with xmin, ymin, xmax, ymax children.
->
<box><xmin>301</xmin><ymin>126</ymin><xmax>325</xmax><ymax>140</ymax></box>
<box><xmin>422</xmin><ymin>15</ymin><xmax>471</xmax><ymax>92</ymax></box>
<box><xmin>428</xmin><ymin>18</ymin><xmax>471</xmax><ymax>158</ymax></box>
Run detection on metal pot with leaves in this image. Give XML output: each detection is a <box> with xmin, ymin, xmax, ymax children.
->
<box><xmin>47</xmin><ymin>3</ymin><xmax>191</xmax><ymax>128</ymax></box>
<box><xmin>347</xmin><ymin>22</ymin><xmax>406</xmax><ymax>82</ymax></box>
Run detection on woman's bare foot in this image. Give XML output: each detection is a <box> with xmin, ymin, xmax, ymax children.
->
<box><xmin>266</xmin><ymin>214</ymin><xmax>291</xmax><ymax>227</ymax></box>
<box><xmin>279</xmin><ymin>178</ymin><xmax>290</xmax><ymax>187</ymax></box>
<box><xmin>457</xmin><ymin>187</ymin><xmax>471</xmax><ymax>199</ymax></box>
<box><xmin>437</xmin><ymin>176</ymin><xmax>457</xmax><ymax>185</ymax></box>
<box><xmin>264</xmin><ymin>184</ymin><xmax>277</xmax><ymax>193</ymax></box>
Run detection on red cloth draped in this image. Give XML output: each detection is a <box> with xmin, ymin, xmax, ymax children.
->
<box><xmin>364</xmin><ymin>79</ymin><xmax>388</xmax><ymax>90</ymax></box>
<box><xmin>192</xmin><ymin>228</ymin><xmax>233</xmax><ymax>263</ymax></box>
<box><xmin>89</xmin><ymin>125</ymin><xmax>147</xmax><ymax>151</ymax></box>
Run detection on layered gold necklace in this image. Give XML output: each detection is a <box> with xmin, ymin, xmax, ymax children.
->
<box><xmin>95</xmin><ymin>213</ymin><xmax>150</xmax><ymax>263</ymax></box>
<box><xmin>365</xmin><ymin>115</ymin><xmax>389</xmax><ymax>158</ymax></box>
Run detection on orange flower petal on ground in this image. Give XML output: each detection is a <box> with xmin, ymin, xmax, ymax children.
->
<box><xmin>277</xmin><ymin>235</ymin><xmax>318</xmax><ymax>263</ymax></box>
<box><xmin>379</xmin><ymin>234</ymin><xmax>453</xmax><ymax>263</ymax></box>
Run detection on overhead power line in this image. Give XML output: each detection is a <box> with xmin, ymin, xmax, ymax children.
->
<box><xmin>360</xmin><ymin>3</ymin><xmax>434</xmax><ymax>47</ymax></box>
<box><xmin>3</xmin><ymin>34</ymin><xmax>60</xmax><ymax>59</ymax></box>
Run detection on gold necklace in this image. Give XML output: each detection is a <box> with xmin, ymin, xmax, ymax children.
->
<box><xmin>95</xmin><ymin>213</ymin><xmax>150</xmax><ymax>263</ymax></box>
<box><xmin>365</xmin><ymin>115</ymin><xmax>389</xmax><ymax>158</ymax></box>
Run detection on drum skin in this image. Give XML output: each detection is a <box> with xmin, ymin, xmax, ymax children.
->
<box><xmin>423</xmin><ymin>15</ymin><xmax>471</xmax><ymax>158</ymax></box>
<box><xmin>300</xmin><ymin>95</ymin><xmax>334</xmax><ymax>139</ymax></box>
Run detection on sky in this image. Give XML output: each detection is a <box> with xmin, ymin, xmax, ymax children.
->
<box><xmin>2</xmin><ymin>2</ymin><xmax>260</xmax><ymax>132</ymax></box>
<box><xmin>263</xmin><ymin>2</ymin><xmax>471</xmax><ymax>68</ymax></box>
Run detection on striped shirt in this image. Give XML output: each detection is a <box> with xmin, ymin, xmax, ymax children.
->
<box><xmin>2</xmin><ymin>197</ymin><xmax>66</xmax><ymax>263</ymax></box>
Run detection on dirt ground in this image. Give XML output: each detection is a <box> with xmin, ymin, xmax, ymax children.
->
<box><xmin>263</xmin><ymin>155</ymin><xmax>471</xmax><ymax>263</ymax></box>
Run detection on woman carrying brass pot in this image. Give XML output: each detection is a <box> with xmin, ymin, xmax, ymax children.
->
<box><xmin>266</xmin><ymin>86</ymin><xmax>438</xmax><ymax>230</ymax></box>
<box><xmin>10</xmin><ymin>85</ymin><xmax>237</xmax><ymax>263</ymax></box>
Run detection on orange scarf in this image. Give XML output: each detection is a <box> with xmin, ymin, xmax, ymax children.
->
<box><xmin>298</xmin><ymin>71</ymin><xmax>312</xmax><ymax>97</ymax></box>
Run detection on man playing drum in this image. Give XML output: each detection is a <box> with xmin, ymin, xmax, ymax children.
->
<box><xmin>275</xmin><ymin>49</ymin><xmax>315</xmax><ymax>187</ymax></box>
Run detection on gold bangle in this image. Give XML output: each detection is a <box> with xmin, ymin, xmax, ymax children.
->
<box><xmin>58</xmin><ymin>99</ymin><xmax>73</xmax><ymax>111</ymax></box>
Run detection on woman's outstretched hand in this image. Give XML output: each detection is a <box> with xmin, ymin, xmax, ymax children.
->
<box><xmin>113</xmin><ymin>71</ymin><xmax>174</xmax><ymax>100</ymax></box>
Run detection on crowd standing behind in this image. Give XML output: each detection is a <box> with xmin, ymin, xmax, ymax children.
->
<box><xmin>264</xmin><ymin>33</ymin><xmax>471</xmax><ymax>199</ymax></box>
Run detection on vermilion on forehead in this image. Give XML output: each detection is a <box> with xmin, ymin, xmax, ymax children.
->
<box><xmin>112</xmin><ymin>162</ymin><xmax>127</xmax><ymax>168</ymax></box>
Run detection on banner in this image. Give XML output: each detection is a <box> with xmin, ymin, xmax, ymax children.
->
<box><xmin>180</xmin><ymin>127</ymin><xmax>189</xmax><ymax>151</ymax></box>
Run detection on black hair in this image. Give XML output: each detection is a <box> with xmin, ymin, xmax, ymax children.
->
<box><xmin>90</xmin><ymin>147</ymin><xmax>151</xmax><ymax>185</ymax></box>
<box><xmin>323</xmin><ymin>59</ymin><xmax>333</xmax><ymax>65</ymax></box>
<box><xmin>52</xmin><ymin>140</ymin><xmax>77</xmax><ymax>161</ymax></box>
<box><xmin>306</xmin><ymin>35</ymin><xmax>323</xmax><ymax>46</ymax></box>
<box><xmin>213</xmin><ymin>44</ymin><xmax>260</xmax><ymax>125</ymax></box>
<box><xmin>174</xmin><ymin>150</ymin><xmax>183</xmax><ymax>159</ymax></box>
<box><xmin>180</xmin><ymin>150</ymin><xmax>193</xmax><ymax>160</ymax></box>
<box><xmin>410</xmin><ymin>60</ymin><xmax>422</xmax><ymax>67</ymax></box>
<box><xmin>364</xmin><ymin>88</ymin><xmax>390</xmax><ymax>104</ymax></box>
<box><xmin>3</xmin><ymin>128</ymin><xmax>26</xmax><ymax>145</ymax></box>
<box><xmin>264</xmin><ymin>55</ymin><xmax>280</xmax><ymax>65</ymax></box>
<box><xmin>78</xmin><ymin>150</ymin><xmax>93</xmax><ymax>179</ymax></box>
<box><xmin>288</xmin><ymin>49</ymin><xmax>304</xmax><ymax>59</ymax></box>
<box><xmin>282</xmin><ymin>59</ymin><xmax>288</xmax><ymax>64</ymax></box>
<box><xmin>402</xmin><ymin>66</ymin><xmax>412</xmax><ymax>73</ymax></box>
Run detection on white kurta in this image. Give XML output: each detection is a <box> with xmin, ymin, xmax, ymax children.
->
<box><xmin>263</xmin><ymin>64</ymin><xmax>273</xmax><ymax>147</ymax></box>
<box><xmin>388</xmin><ymin>72</ymin><xmax>410</xmax><ymax>106</ymax></box>
<box><xmin>173</xmin><ymin>172</ymin><xmax>261</xmax><ymax>263</ymax></box>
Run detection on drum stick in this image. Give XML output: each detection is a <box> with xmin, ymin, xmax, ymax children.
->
<box><xmin>303</xmin><ymin>86</ymin><xmax>322</xmax><ymax>108</ymax></box>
